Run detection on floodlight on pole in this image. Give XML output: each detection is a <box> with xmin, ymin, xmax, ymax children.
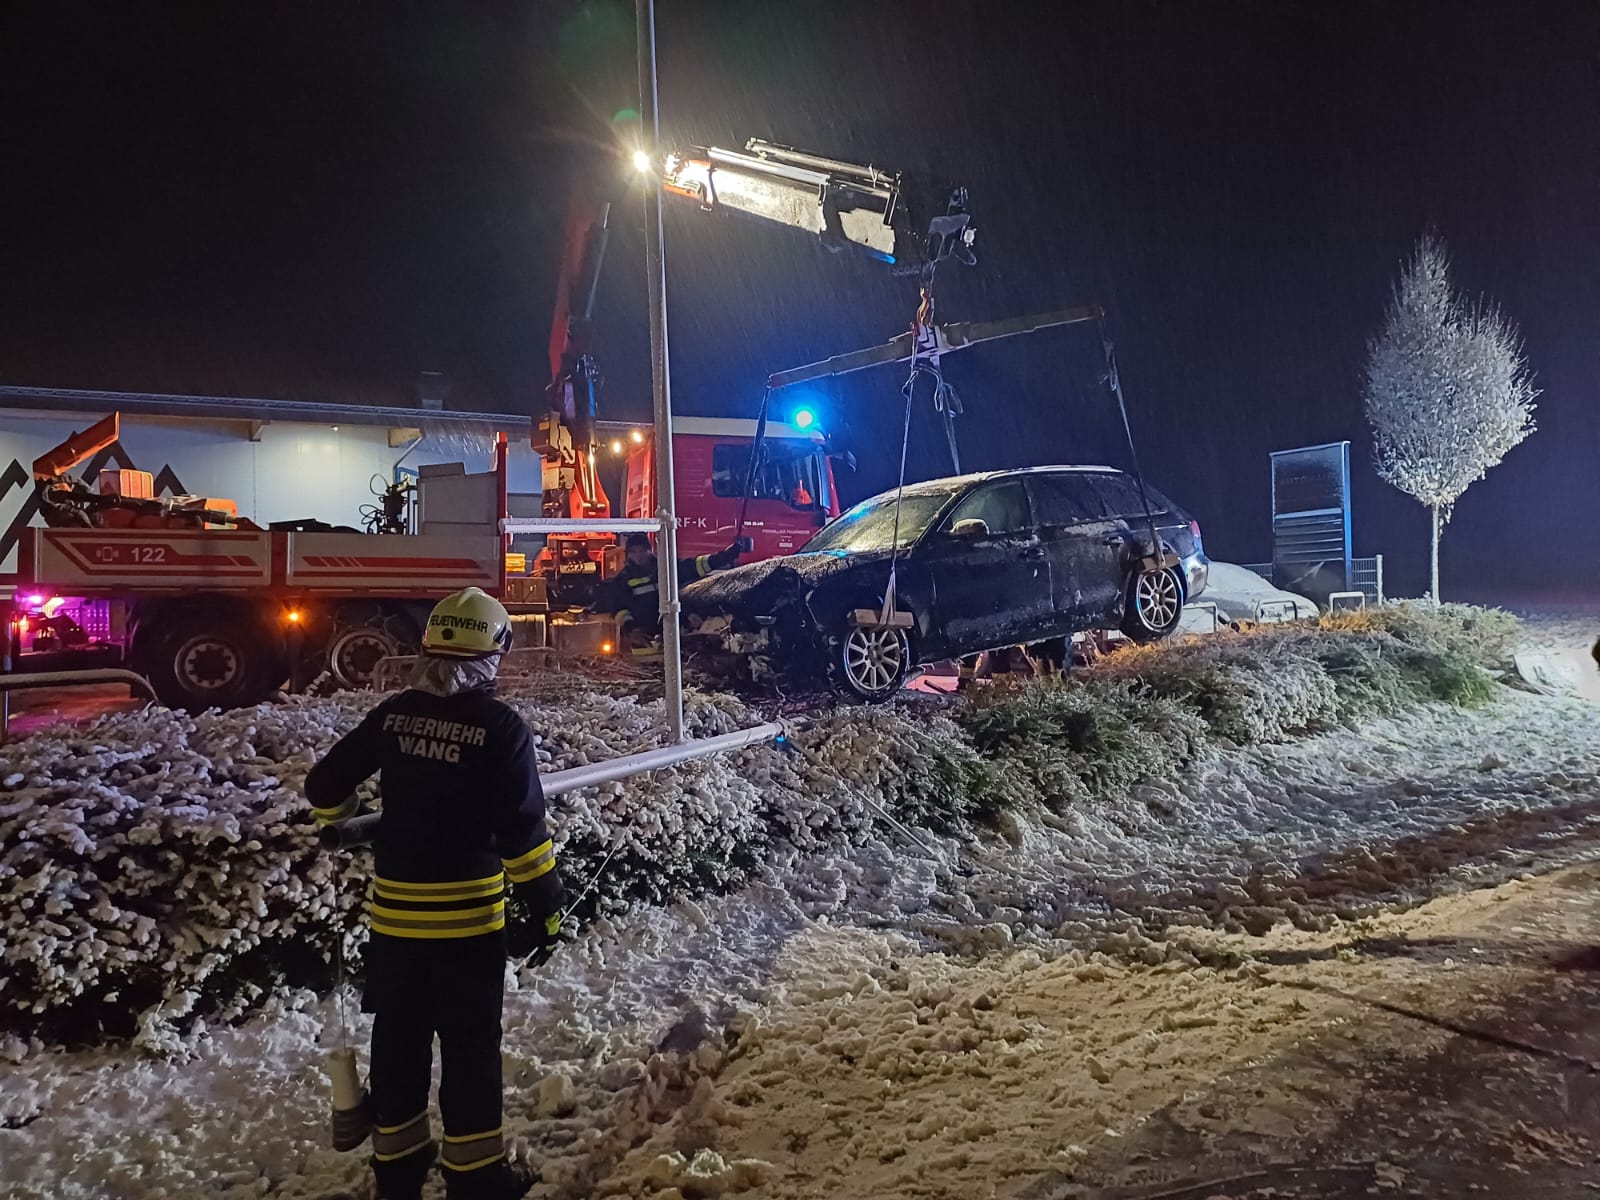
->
<box><xmin>632</xmin><ymin>148</ymin><xmax>652</xmax><ymax>174</ymax></box>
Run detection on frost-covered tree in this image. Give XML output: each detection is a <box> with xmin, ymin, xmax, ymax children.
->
<box><xmin>1362</xmin><ymin>234</ymin><xmax>1538</xmax><ymax>601</ymax></box>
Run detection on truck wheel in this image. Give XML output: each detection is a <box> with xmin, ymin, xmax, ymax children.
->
<box><xmin>827</xmin><ymin>616</ymin><xmax>911</xmax><ymax>702</ymax></box>
<box><xmin>328</xmin><ymin>626</ymin><xmax>400</xmax><ymax>689</ymax></box>
<box><xmin>136</xmin><ymin>604</ymin><xmax>283</xmax><ymax>711</ymax></box>
<box><xmin>1120</xmin><ymin>566</ymin><xmax>1185</xmax><ymax>643</ymax></box>
<box><xmin>326</xmin><ymin>604</ymin><xmax>419</xmax><ymax>690</ymax></box>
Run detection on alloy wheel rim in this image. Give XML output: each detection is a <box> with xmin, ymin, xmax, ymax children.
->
<box><xmin>1136</xmin><ymin>570</ymin><xmax>1181</xmax><ymax>629</ymax></box>
<box><xmin>844</xmin><ymin>626</ymin><xmax>905</xmax><ymax>694</ymax></box>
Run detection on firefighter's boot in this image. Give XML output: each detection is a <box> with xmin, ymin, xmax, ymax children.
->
<box><xmin>445</xmin><ymin>1159</ymin><xmax>536</xmax><ymax>1200</ymax></box>
<box><xmin>371</xmin><ymin>1142</ymin><xmax>438</xmax><ymax>1200</ymax></box>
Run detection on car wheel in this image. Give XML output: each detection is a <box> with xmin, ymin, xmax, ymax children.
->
<box><xmin>828</xmin><ymin>618</ymin><xmax>912</xmax><ymax>701</ymax></box>
<box><xmin>1120</xmin><ymin>566</ymin><xmax>1185</xmax><ymax>642</ymax></box>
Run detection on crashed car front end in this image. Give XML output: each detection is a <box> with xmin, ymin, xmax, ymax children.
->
<box><xmin>679</xmin><ymin>550</ymin><xmax>880</xmax><ymax>689</ymax></box>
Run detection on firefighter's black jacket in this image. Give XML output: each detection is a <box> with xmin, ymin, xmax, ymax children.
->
<box><xmin>306</xmin><ymin>687</ymin><xmax>563</xmax><ymax>940</ymax></box>
<box><xmin>598</xmin><ymin>551</ymin><xmax>731</xmax><ymax>634</ymax></box>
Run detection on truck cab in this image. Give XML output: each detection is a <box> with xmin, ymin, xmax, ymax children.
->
<box><xmin>621</xmin><ymin>416</ymin><xmax>843</xmax><ymax>561</ymax></box>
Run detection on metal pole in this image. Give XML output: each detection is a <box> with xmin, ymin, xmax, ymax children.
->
<box><xmin>637</xmin><ymin>0</ymin><xmax>685</xmax><ymax>743</ymax></box>
<box><xmin>320</xmin><ymin>720</ymin><xmax>785</xmax><ymax>850</ymax></box>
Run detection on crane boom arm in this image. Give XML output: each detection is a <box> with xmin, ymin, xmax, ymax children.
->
<box><xmin>766</xmin><ymin>305</ymin><xmax>1104</xmax><ymax>390</ymax></box>
<box><xmin>662</xmin><ymin>139</ymin><xmax>975</xmax><ymax>277</ymax></box>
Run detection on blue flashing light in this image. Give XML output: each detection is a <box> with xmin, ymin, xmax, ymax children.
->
<box><xmin>792</xmin><ymin>407</ymin><xmax>816</xmax><ymax>430</ymax></box>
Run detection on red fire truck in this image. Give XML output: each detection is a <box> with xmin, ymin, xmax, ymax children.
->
<box><xmin>625</xmin><ymin>416</ymin><xmax>841</xmax><ymax>560</ymax></box>
<box><xmin>0</xmin><ymin>396</ymin><xmax>853</xmax><ymax>709</ymax></box>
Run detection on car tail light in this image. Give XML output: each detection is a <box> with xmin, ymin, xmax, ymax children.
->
<box><xmin>1189</xmin><ymin>519</ymin><xmax>1202</xmax><ymax>541</ymax></box>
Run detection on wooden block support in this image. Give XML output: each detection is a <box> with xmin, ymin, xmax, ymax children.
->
<box><xmin>851</xmin><ymin>607</ymin><xmax>914</xmax><ymax>629</ymax></box>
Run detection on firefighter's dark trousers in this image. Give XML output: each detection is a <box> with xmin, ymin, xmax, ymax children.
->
<box><xmin>363</xmin><ymin>930</ymin><xmax>511</xmax><ymax>1198</ymax></box>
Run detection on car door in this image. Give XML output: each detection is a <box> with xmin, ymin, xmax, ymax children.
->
<box><xmin>922</xmin><ymin>478</ymin><xmax>1054</xmax><ymax>656</ymax></box>
<box><xmin>1026</xmin><ymin>472</ymin><xmax>1127</xmax><ymax>630</ymax></box>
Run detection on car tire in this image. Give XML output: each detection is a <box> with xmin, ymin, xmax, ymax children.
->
<box><xmin>827</xmin><ymin>615</ymin><xmax>912</xmax><ymax>702</ymax></box>
<box><xmin>135</xmin><ymin>601</ymin><xmax>284</xmax><ymax>711</ymax></box>
<box><xmin>1120</xmin><ymin>566</ymin><xmax>1185</xmax><ymax>642</ymax></box>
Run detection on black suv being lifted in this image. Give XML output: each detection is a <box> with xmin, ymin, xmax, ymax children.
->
<box><xmin>681</xmin><ymin>465</ymin><xmax>1210</xmax><ymax>700</ymax></box>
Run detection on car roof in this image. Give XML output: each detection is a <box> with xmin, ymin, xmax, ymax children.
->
<box><xmin>869</xmin><ymin>465</ymin><xmax>1126</xmax><ymax>500</ymax></box>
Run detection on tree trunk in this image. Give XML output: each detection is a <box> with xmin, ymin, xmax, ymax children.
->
<box><xmin>1430</xmin><ymin>503</ymin><xmax>1441</xmax><ymax>604</ymax></box>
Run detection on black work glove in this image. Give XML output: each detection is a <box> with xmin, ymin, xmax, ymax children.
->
<box><xmin>707</xmin><ymin>542</ymin><xmax>742</xmax><ymax>571</ymax></box>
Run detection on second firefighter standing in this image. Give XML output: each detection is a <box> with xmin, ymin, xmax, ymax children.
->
<box><xmin>594</xmin><ymin>532</ymin><xmax>742</xmax><ymax>654</ymax></box>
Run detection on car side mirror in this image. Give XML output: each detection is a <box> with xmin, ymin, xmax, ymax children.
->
<box><xmin>950</xmin><ymin>518</ymin><xmax>989</xmax><ymax>540</ymax></box>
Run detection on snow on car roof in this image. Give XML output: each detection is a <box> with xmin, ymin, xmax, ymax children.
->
<box><xmin>875</xmin><ymin>464</ymin><xmax>1124</xmax><ymax>499</ymax></box>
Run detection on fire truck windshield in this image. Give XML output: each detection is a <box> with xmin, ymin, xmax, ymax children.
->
<box><xmin>802</xmin><ymin>488</ymin><xmax>954</xmax><ymax>553</ymax></box>
<box><xmin>712</xmin><ymin>442</ymin><xmax>822</xmax><ymax>510</ymax></box>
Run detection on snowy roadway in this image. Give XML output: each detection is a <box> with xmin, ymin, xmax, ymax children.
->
<box><xmin>2</xmin><ymin>618</ymin><xmax>1598</xmax><ymax>1198</ymax></box>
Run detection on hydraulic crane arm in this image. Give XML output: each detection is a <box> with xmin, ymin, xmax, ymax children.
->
<box><xmin>539</xmin><ymin>190</ymin><xmax>614</xmax><ymax>520</ymax></box>
<box><xmin>662</xmin><ymin>139</ymin><xmax>976</xmax><ymax>279</ymax></box>
<box><xmin>33</xmin><ymin>412</ymin><xmax>120</xmax><ymax>480</ymax></box>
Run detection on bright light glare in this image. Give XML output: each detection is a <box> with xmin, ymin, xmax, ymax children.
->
<box><xmin>610</xmin><ymin>439</ymin><xmax>624</xmax><ymax>455</ymax></box>
<box><xmin>630</xmin><ymin>429</ymin><xmax>644</xmax><ymax>444</ymax></box>
<box><xmin>27</xmin><ymin>593</ymin><xmax>44</xmax><ymax>606</ymax></box>
<box><xmin>286</xmin><ymin>609</ymin><xmax>302</xmax><ymax>624</ymax></box>
<box><xmin>632</xmin><ymin>149</ymin><xmax>652</xmax><ymax>174</ymax></box>
<box><xmin>793</xmin><ymin>408</ymin><xmax>816</xmax><ymax>430</ymax></box>
<box><xmin>600</xmin><ymin>641</ymin><xmax>614</xmax><ymax>654</ymax></box>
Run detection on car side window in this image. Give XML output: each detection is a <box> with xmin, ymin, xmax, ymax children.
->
<box><xmin>1027</xmin><ymin>474</ymin><xmax>1109</xmax><ymax>525</ymax></box>
<box><xmin>944</xmin><ymin>480</ymin><xmax>1033</xmax><ymax>537</ymax></box>
<box><xmin>1088</xmin><ymin>473</ymin><xmax>1166</xmax><ymax>518</ymax></box>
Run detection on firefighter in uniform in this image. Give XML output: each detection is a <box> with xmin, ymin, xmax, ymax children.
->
<box><xmin>596</xmin><ymin>532</ymin><xmax>742</xmax><ymax>654</ymax></box>
<box><xmin>307</xmin><ymin>587</ymin><xmax>563</xmax><ymax>1200</ymax></box>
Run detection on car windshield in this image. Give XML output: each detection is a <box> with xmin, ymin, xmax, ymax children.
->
<box><xmin>803</xmin><ymin>488</ymin><xmax>956</xmax><ymax>553</ymax></box>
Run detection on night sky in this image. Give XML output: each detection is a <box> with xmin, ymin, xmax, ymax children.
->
<box><xmin>3</xmin><ymin>1</ymin><xmax>1596</xmax><ymax>598</ymax></box>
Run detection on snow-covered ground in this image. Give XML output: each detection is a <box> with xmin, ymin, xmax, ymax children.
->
<box><xmin>2</xmin><ymin>612</ymin><xmax>1598</xmax><ymax>1199</ymax></box>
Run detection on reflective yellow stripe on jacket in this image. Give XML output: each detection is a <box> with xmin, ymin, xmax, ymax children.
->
<box><xmin>312</xmin><ymin>795</ymin><xmax>359</xmax><ymax>826</ymax></box>
<box><xmin>502</xmin><ymin>839</ymin><xmax>556</xmax><ymax>885</ymax></box>
<box><xmin>369</xmin><ymin>872</ymin><xmax>507</xmax><ymax>940</ymax></box>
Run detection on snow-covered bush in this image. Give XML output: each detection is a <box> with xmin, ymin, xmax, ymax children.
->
<box><xmin>957</xmin><ymin>681</ymin><xmax>1207</xmax><ymax>811</ymax></box>
<box><xmin>0</xmin><ymin>607</ymin><xmax>1520</xmax><ymax>1047</ymax></box>
<box><xmin>1331</xmin><ymin>602</ymin><xmax>1520</xmax><ymax>672</ymax></box>
<box><xmin>1097</xmin><ymin>637</ymin><xmax>1341</xmax><ymax>744</ymax></box>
